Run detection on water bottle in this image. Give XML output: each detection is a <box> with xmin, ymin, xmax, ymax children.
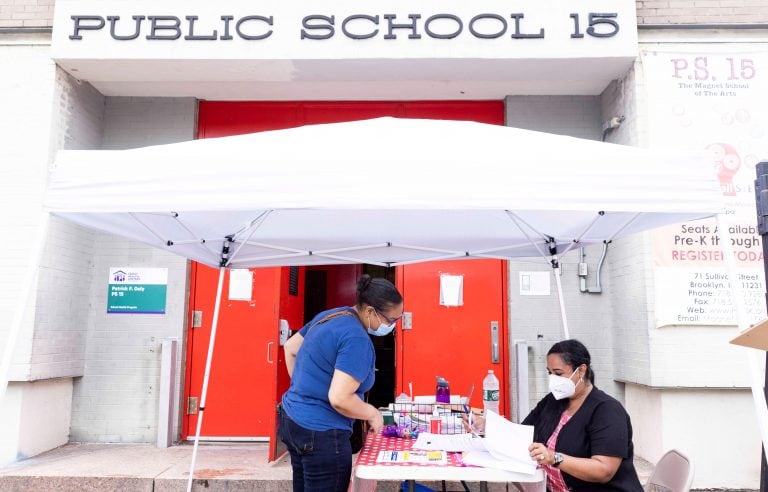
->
<box><xmin>482</xmin><ymin>370</ymin><xmax>500</xmax><ymax>414</ymax></box>
<box><xmin>435</xmin><ymin>376</ymin><xmax>450</xmax><ymax>403</ymax></box>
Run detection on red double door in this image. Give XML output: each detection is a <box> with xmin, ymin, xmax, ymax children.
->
<box><xmin>182</xmin><ymin>102</ymin><xmax>510</xmax><ymax>455</ymax></box>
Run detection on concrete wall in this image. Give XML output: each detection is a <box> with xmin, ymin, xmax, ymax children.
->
<box><xmin>0</xmin><ymin>379</ymin><xmax>72</xmax><ymax>463</ymax></box>
<box><xmin>68</xmin><ymin>97</ymin><xmax>196</xmax><ymax>443</ymax></box>
<box><xmin>628</xmin><ymin>384</ymin><xmax>760</xmax><ymax>489</ymax></box>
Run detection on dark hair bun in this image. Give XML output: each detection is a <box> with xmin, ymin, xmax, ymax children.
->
<box><xmin>356</xmin><ymin>274</ymin><xmax>373</xmax><ymax>294</ymax></box>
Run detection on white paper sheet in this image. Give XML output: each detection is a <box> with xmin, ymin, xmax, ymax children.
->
<box><xmin>462</xmin><ymin>450</ymin><xmax>537</xmax><ymax>475</ymax></box>
<box><xmin>228</xmin><ymin>269</ymin><xmax>253</xmax><ymax>301</ymax></box>
<box><xmin>485</xmin><ymin>410</ymin><xmax>536</xmax><ymax>464</ymax></box>
<box><xmin>439</xmin><ymin>274</ymin><xmax>464</xmax><ymax>306</ymax></box>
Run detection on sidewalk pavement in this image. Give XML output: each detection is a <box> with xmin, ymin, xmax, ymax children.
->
<box><xmin>0</xmin><ymin>442</ymin><xmax>656</xmax><ymax>492</ymax></box>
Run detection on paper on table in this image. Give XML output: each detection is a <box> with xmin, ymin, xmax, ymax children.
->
<box><xmin>376</xmin><ymin>450</ymin><xmax>447</xmax><ymax>465</ymax></box>
<box><xmin>463</xmin><ymin>450</ymin><xmax>537</xmax><ymax>475</ymax></box>
<box><xmin>475</xmin><ymin>410</ymin><xmax>537</xmax><ymax>474</ymax></box>
<box><xmin>412</xmin><ymin>432</ymin><xmax>487</xmax><ymax>452</ymax></box>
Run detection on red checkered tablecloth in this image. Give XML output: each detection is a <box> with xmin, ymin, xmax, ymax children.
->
<box><xmin>355</xmin><ymin>432</ymin><xmax>465</xmax><ymax>467</ymax></box>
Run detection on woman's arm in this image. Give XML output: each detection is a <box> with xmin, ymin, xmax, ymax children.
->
<box><xmin>537</xmin><ymin>449</ymin><xmax>622</xmax><ymax>483</ymax></box>
<box><xmin>328</xmin><ymin>369</ymin><xmax>384</xmax><ymax>434</ymax></box>
<box><xmin>529</xmin><ymin>398</ymin><xmax>628</xmax><ymax>483</ymax></box>
<box><xmin>283</xmin><ymin>332</ymin><xmax>304</xmax><ymax>378</ymax></box>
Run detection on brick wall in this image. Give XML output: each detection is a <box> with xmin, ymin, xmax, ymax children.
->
<box><xmin>0</xmin><ymin>0</ymin><xmax>53</xmax><ymax>29</ymax></box>
<box><xmin>0</xmin><ymin>39</ymin><xmax>57</xmax><ymax>379</ymax></box>
<box><xmin>69</xmin><ymin>97</ymin><xmax>196</xmax><ymax>443</ymax></box>
<box><xmin>599</xmin><ymin>63</ymin><xmax>654</xmax><ymax>387</ymax></box>
<box><xmin>24</xmin><ymin>67</ymin><xmax>106</xmax><ymax>381</ymax></box>
<box><xmin>637</xmin><ymin>0</ymin><xmax>768</xmax><ymax>25</ymax></box>
<box><xmin>504</xmin><ymin>96</ymin><xmax>623</xmax><ymax>413</ymax></box>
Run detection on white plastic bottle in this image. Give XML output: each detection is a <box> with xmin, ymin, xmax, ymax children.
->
<box><xmin>482</xmin><ymin>370</ymin><xmax>500</xmax><ymax>414</ymax></box>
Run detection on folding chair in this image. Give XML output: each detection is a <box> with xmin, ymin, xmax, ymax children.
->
<box><xmin>645</xmin><ymin>449</ymin><xmax>694</xmax><ymax>492</ymax></box>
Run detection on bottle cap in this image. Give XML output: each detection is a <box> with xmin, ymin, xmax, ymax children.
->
<box><xmin>436</xmin><ymin>376</ymin><xmax>448</xmax><ymax>387</ymax></box>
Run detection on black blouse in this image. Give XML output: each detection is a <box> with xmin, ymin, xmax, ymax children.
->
<box><xmin>522</xmin><ymin>387</ymin><xmax>644</xmax><ymax>492</ymax></box>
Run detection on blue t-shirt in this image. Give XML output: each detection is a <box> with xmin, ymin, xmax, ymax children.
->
<box><xmin>281</xmin><ymin>307</ymin><xmax>376</xmax><ymax>431</ymax></box>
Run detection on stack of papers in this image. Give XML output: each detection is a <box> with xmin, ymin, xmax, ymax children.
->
<box><xmin>462</xmin><ymin>411</ymin><xmax>538</xmax><ymax>474</ymax></box>
<box><xmin>412</xmin><ymin>412</ymin><xmax>537</xmax><ymax>475</ymax></box>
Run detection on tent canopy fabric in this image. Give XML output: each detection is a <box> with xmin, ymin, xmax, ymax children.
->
<box><xmin>45</xmin><ymin>117</ymin><xmax>723</xmax><ymax>268</ymax></box>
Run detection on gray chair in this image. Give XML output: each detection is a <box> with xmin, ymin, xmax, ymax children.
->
<box><xmin>645</xmin><ymin>449</ymin><xmax>694</xmax><ymax>492</ymax></box>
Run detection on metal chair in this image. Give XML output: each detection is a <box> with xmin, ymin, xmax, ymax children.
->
<box><xmin>645</xmin><ymin>449</ymin><xmax>694</xmax><ymax>492</ymax></box>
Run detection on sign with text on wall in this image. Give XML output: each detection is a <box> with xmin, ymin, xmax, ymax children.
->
<box><xmin>52</xmin><ymin>0</ymin><xmax>637</xmax><ymax>60</ymax></box>
<box><xmin>108</xmin><ymin>267</ymin><xmax>168</xmax><ymax>314</ymax></box>
<box><xmin>643</xmin><ymin>49</ymin><xmax>768</xmax><ymax>327</ymax></box>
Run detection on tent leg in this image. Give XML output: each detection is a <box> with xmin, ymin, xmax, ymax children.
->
<box><xmin>186</xmin><ymin>266</ymin><xmax>226</xmax><ymax>492</ymax></box>
<box><xmin>0</xmin><ymin>212</ymin><xmax>50</xmax><ymax>404</ymax></box>
<box><xmin>553</xmin><ymin>266</ymin><xmax>570</xmax><ymax>339</ymax></box>
<box><xmin>717</xmin><ymin>214</ymin><xmax>768</xmax><ymax>463</ymax></box>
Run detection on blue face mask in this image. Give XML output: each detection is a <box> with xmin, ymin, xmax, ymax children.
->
<box><xmin>367</xmin><ymin>311</ymin><xmax>396</xmax><ymax>337</ymax></box>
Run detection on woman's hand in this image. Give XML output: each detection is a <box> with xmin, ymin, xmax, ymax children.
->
<box><xmin>528</xmin><ymin>442</ymin><xmax>554</xmax><ymax>465</ymax></box>
<box><xmin>367</xmin><ymin>409</ymin><xmax>384</xmax><ymax>435</ymax></box>
<box><xmin>462</xmin><ymin>412</ymin><xmax>485</xmax><ymax>435</ymax></box>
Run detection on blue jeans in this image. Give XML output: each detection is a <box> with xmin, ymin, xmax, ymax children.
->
<box><xmin>278</xmin><ymin>405</ymin><xmax>353</xmax><ymax>492</ymax></box>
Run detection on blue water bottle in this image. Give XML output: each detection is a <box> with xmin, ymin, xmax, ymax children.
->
<box><xmin>435</xmin><ymin>376</ymin><xmax>450</xmax><ymax>403</ymax></box>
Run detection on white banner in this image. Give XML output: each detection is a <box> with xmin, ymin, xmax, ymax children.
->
<box><xmin>643</xmin><ymin>49</ymin><xmax>768</xmax><ymax>327</ymax></box>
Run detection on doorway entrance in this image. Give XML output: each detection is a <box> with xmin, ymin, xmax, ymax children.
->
<box><xmin>182</xmin><ymin>100</ymin><xmax>508</xmax><ymax>447</ymax></box>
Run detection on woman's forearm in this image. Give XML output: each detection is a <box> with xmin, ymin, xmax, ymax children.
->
<box><xmin>329</xmin><ymin>392</ymin><xmax>378</xmax><ymax>421</ymax></box>
<box><xmin>557</xmin><ymin>454</ymin><xmax>619</xmax><ymax>483</ymax></box>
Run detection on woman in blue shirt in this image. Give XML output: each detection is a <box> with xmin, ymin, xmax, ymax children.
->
<box><xmin>279</xmin><ymin>275</ymin><xmax>403</xmax><ymax>492</ymax></box>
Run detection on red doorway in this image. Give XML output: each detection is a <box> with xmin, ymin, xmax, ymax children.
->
<box><xmin>182</xmin><ymin>101</ymin><xmax>508</xmax><ymax>449</ymax></box>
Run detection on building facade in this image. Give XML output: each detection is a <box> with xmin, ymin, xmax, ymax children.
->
<box><xmin>1</xmin><ymin>1</ymin><xmax>768</xmax><ymax>488</ymax></box>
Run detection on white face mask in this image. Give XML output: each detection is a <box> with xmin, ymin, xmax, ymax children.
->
<box><xmin>367</xmin><ymin>310</ymin><xmax>396</xmax><ymax>337</ymax></box>
<box><xmin>548</xmin><ymin>367</ymin><xmax>582</xmax><ymax>400</ymax></box>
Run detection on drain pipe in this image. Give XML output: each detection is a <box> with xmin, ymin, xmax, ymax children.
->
<box><xmin>578</xmin><ymin>241</ymin><xmax>610</xmax><ymax>294</ymax></box>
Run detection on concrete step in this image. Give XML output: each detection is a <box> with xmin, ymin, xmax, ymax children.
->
<box><xmin>0</xmin><ymin>442</ymin><xmax>700</xmax><ymax>492</ymax></box>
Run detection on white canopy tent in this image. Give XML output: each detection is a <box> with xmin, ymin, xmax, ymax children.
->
<box><xmin>45</xmin><ymin>117</ymin><xmax>720</xmax><ymax>269</ymax></box>
<box><xmin>4</xmin><ymin>117</ymin><xmax>765</xmax><ymax>490</ymax></box>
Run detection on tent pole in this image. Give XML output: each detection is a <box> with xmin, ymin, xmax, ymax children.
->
<box><xmin>718</xmin><ymin>213</ymin><xmax>768</xmax><ymax>484</ymax></box>
<box><xmin>186</xmin><ymin>266</ymin><xmax>226</xmax><ymax>492</ymax></box>
<box><xmin>553</xmin><ymin>266</ymin><xmax>570</xmax><ymax>339</ymax></box>
<box><xmin>0</xmin><ymin>212</ymin><xmax>50</xmax><ymax>404</ymax></box>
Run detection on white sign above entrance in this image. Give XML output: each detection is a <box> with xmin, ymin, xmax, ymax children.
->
<box><xmin>51</xmin><ymin>0</ymin><xmax>638</xmax><ymax>99</ymax></box>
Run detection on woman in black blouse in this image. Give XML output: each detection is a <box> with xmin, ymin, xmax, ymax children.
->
<box><xmin>525</xmin><ymin>339</ymin><xmax>644</xmax><ymax>491</ymax></box>
<box><xmin>469</xmin><ymin>339</ymin><xmax>643</xmax><ymax>491</ymax></box>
